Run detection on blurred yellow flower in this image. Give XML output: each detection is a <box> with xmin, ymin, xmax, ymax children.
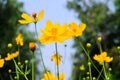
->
<box><xmin>93</xmin><ymin>52</ymin><xmax>113</xmax><ymax>63</ymax></box>
<box><xmin>58</xmin><ymin>73</ymin><xmax>66</xmax><ymax>80</ymax></box>
<box><xmin>16</xmin><ymin>33</ymin><xmax>23</xmax><ymax>46</ymax></box>
<box><xmin>39</xmin><ymin>20</ymin><xmax>70</xmax><ymax>44</ymax></box>
<box><xmin>69</xmin><ymin>22</ymin><xmax>86</xmax><ymax>37</ymax></box>
<box><xmin>41</xmin><ymin>71</ymin><xmax>57</xmax><ymax>80</ymax></box>
<box><xmin>5</xmin><ymin>51</ymin><xmax>19</xmax><ymax>61</ymax></box>
<box><xmin>50</xmin><ymin>53</ymin><xmax>62</xmax><ymax>65</ymax></box>
<box><xmin>0</xmin><ymin>55</ymin><xmax>4</xmax><ymax>68</ymax></box>
<box><xmin>41</xmin><ymin>72</ymin><xmax>65</xmax><ymax>80</ymax></box>
<box><xmin>18</xmin><ymin>10</ymin><xmax>44</xmax><ymax>24</ymax></box>
<box><xmin>79</xmin><ymin>64</ymin><xmax>85</xmax><ymax>71</ymax></box>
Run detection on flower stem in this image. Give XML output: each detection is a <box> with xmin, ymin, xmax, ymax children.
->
<box><xmin>34</xmin><ymin>23</ymin><xmax>47</xmax><ymax>72</ymax></box>
<box><xmin>55</xmin><ymin>43</ymin><xmax>59</xmax><ymax>80</ymax></box>
<box><xmin>103</xmin><ymin>63</ymin><xmax>107</xmax><ymax>80</ymax></box>
<box><xmin>32</xmin><ymin>51</ymin><xmax>35</xmax><ymax>80</ymax></box>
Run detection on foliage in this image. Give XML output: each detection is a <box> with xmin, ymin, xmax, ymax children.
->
<box><xmin>0</xmin><ymin>0</ymin><xmax>36</xmax><ymax>80</ymax></box>
<box><xmin>67</xmin><ymin>0</ymin><xmax>120</xmax><ymax>80</ymax></box>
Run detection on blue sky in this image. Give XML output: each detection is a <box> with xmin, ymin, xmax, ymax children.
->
<box><xmin>18</xmin><ymin>0</ymin><xmax>80</xmax><ymax>80</ymax></box>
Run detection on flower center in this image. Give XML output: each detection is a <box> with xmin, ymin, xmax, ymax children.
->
<box><xmin>32</xmin><ymin>12</ymin><xmax>37</xmax><ymax>19</ymax></box>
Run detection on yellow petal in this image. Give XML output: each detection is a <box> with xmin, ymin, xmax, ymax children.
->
<box><xmin>21</xmin><ymin>13</ymin><xmax>33</xmax><ymax>22</ymax></box>
<box><xmin>18</xmin><ymin>20</ymin><xmax>32</xmax><ymax>24</ymax></box>
<box><xmin>79</xmin><ymin>23</ymin><xmax>86</xmax><ymax>32</ymax></box>
<box><xmin>0</xmin><ymin>59</ymin><xmax>4</xmax><ymax>68</ymax></box>
<box><xmin>37</xmin><ymin>10</ymin><xmax>44</xmax><ymax>21</ymax></box>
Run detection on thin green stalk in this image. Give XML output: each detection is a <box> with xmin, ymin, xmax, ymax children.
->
<box><xmin>9</xmin><ymin>74</ymin><xmax>14</xmax><ymax>80</ymax></box>
<box><xmin>96</xmin><ymin>67</ymin><xmax>104</xmax><ymax>80</ymax></box>
<box><xmin>17</xmin><ymin>45</ymin><xmax>20</xmax><ymax>62</ymax></box>
<box><xmin>13</xmin><ymin>59</ymin><xmax>19</xmax><ymax>80</ymax></box>
<box><xmin>13</xmin><ymin>59</ymin><xmax>29</xmax><ymax>80</ymax></box>
<box><xmin>103</xmin><ymin>63</ymin><xmax>107</xmax><ymax>80</ymax></box>
<box><xmin>79</xmin><ymin>41</ymin><xmax>100</xmax><ymax>73</ymax></box>
<box><xmin>34</xmin><ymin>23</ymin><xmax>50</xmax><ymax>80</ymax></box>
<box><xmin>88</xmin><ymin>61</ymin><xmax>92</xmax><ymax>80</ymax></box>
<box><xmin>55</xmin><ymin>43</ymin><xmax>59</xmax><ymax>80</ymax></box>
<box><xmin>32</xmin><ymin>51</ymin><xmax>35</xmax><ymax>80</ymax></box>
<box><xmin>34</xmin><ymin>23</ymin><xmax>46</xmax><ymax>72</ymax></box>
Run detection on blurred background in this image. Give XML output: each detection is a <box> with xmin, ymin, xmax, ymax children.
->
<box><xmin>0</xmin><ymin>0</ymin><xmax>120</xmax><ymax>80</ymax></box>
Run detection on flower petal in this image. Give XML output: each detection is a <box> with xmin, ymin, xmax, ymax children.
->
<box><xmin>18</xmin><ymin>20</ymin><xmax>32</xmax><ymax>24</ymax></box>
<box><xmin>37</xmin><ymin>10</ymin><xmax>44</xmax><ymax>21</ymax></box>
<box><xmin>21</xmin><ymin>13</ymin><xmax>33</xmax><ymax>22</ymax></box>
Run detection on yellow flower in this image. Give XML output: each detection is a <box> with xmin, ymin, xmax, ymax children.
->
<box><xmin>16</xmin><ymin>33</ymin><xmax>23</xmax><ymax>46</ymax></box>
<box><xmin>93</xmin><ymin>52</ymin><xmax>113</xmax><ymax>63</ymax></box>
<box><xmin>0</xmin><ymin>55</ymin><xmax>4</xmax><ymax>68</ymax></box>
<box><xmin>69</xmin><ymin>22</ymin><xmax>86</xmax><ymax>37</ymax></box>
<box><xmin>58</xmin><ymin>73</ymin><xmax>66</xmax><ymax>80</ymax></box>
<box><xmin>5</xmin><ymin>51</ymin><xmax>19</xmax><ymax>61</ymax></box>
<box><xmin>79</xmin><ymin>64</ymin><xmax>85</xmax><ymax>71</ymax></box>
<box><xmin>39</xmin><ymin>20</ymin><xmax>70</xmax><ymax>44</ymax></box>
<box><xmin>50</xmin><ymin>53</ymin><xmax>62</xmax><ymax>65</ymax></box>
<box><xmin>18</xmin><ymin>10</ymin><xmax>44</xmax><ymax>24</ymax></box>
<box><xmin>29</xmin><ymin>42</ymin><xmax>36</xmax><ymax>51</ymax></box>
<box><xmin>41</xmin><ymin>71</ymin><xmax>57</xmax><ymax>80</ymax></box>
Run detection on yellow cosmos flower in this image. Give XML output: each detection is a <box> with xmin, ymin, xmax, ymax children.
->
<box><xmin>18</xmin><ymin>10</ymin><xmax>44</xmax><ymax>24</ymax></box>
<box><xmin>93</xmin><ymin>52</ymin><xmax>113</xmax><ymax>63</ymax></box>
<box><xmin>39</xmin><ymin>20</ymin><xmax>70</xmax><ymax>44</ymax></box>
<box><xmin>50</xmin><ymin>53</ymin><xmax>62</xmax><ymax>65</ymax></box>
<box><xmin>5</xmin><ymin>51</ymin><xmax>19</xmax><ymax>61</ymax></box>
<box><xmin>58</xmin><ymin>73</ymin><xmax>66</xmax><ymax>80</ymax></box>
<box><xmin>16</xmin><ymin>33</ymin><xmax>23</xmax><ymax>46</ymax></box>
<box><xmin>69</xmin><ymin>22</ymin><xmax>86</xmax><ymax>37</ymax></box>
<box><xmin>0</xmin><ymin>55</ymin><xmax>4</xmax><ymax>68</ymax></box>
<box><xmin>41</xmin><ymin>71</ymin><xmax>57</xmax><ymax>80</ymax></box>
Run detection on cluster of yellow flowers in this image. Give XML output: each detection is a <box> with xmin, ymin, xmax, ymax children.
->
<box><xmin>93</xmin><ymin>52</ymin><xmax>113</xmax><ymax>63</ymax></box>
<box><xmin>0</xmin><ymin>33</ymin><xmax>23</xmax><ymax>68</ymax></box>
<box><xmin>41</xmin><ymin>71</ymin><xmax>65</xmax><ymax>80</ymax></box>
<box><xmin>39</xmin><ymin>20</ymin><xmax>86</xmax><ymax>44</ymax></box>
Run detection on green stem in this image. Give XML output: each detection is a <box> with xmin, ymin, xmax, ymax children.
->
<box><xmin>103</xmin><ymin>63</ymin><xmax>107</xmax><ymax>80</ymax></box>
<box><xmin>34</xmin><ymin>23</ymin><xmax>46</xmax><ymax>72</ymax></box>
<box><xmin>88</xmin><ymin>61</ymin><xmax>92</xmax><ymax>80</ymax></box>
<box><xmin>9</xmin><ymin>74</ymin><xmax>14</xmax><ymax>80</ymax></box>
<box><xmin>13</xmin><ymin>59</ymin><xmax>19</xmax><ymax>80</ymax></box>
<box><xmin>34</xmin><ymin>23</ymin><xmax>50</xmax><ymax>80</ymax></box>
<box><xmin>32</xmin><ymin>51</ymin><xmax>35</xmax><ymax>80</ymax></box>
<box><xmin>96</xmin><ymin>67</ymin><xmax>104</xmax><ymax>80</ymax></box>
<box><xmin>55</xmin><ymin>43</ymin><xmax>59</xmax><ymax>80</ymax></box>
<box><xmin>79</xmin><ymin>41</ymin><xmax>100</xmax><ymax>73</ymax></box>
<box><xmin>13</xmin><ymin>59</ymin><xmax>28</xmax><ymax>80</ymax></box>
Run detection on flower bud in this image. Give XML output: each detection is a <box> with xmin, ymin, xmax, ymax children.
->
<box><xmin>86</xmin><ymin>43</ymin><xmax>91</xmax><ymax>48</ymax></box>
<box><xmin>29</xmin><ymin>42</ymin><xmax>36</xmax><ymax>52</ymax></box>
<box><xmin>8</xmin><ymin>43</ymin><xmax>12</xmax><ymax>48</ymax></box>
<box><xmin>97</xmin><ymin>36</ymin><xmax>102</xmax><ymax>42</ymax></box>
<box><xmin>32</xmin><ymin>12</ymin><xmax>37</xmax><ymax>19</ymax></box>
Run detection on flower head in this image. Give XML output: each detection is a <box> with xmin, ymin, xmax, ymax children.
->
<box><xmin>93</xmin><ymin>52</ymin><xmax>113</xmax><ymax>63</ymax></box>
<box><xmin>29</xmin><ymin>42</ymin><xmax>36</xmax><ymax>52</ymax></box>
<box><xmin>5</xmin><ymin>51</ymin><xmax>19</xmax><ymax>61</ymax></box>
<box><xmin>0</xmin><ymin>55</ymin><xmax>4</xmax><ymax>68</ymax></box>
<box><xmin>16</xmin><ymin>33</ymin><xmax>23</xmax><ymax>46</ymax></box>
<box><xmin>18</xmin><ymin>10</ymin><xmax>44</xmax><ymax>24</ymax></box>
<box><xmin>69</xmin><ymin>22</ymin><xmax>86</xmax><ymax>37</ymax></box>
<box><xmin>50</xmin><ymin>53</ymin><xmax>62</xmax><ymax>65</ymax></box>
<box><xmin>39</xmin><ymin>20</ymin><xmax>70</xmax><ymax>44</ymax></box>
<box><xmin>41</xmin><ymin>71</ymin><xmax>57</xmax><ymax>80</ymax></box>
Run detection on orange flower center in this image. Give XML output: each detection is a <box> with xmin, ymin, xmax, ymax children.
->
<box><xmin>32</xmin><ymin>12</ymin><xmax>37</xmax><ymax>19</ymax></box>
